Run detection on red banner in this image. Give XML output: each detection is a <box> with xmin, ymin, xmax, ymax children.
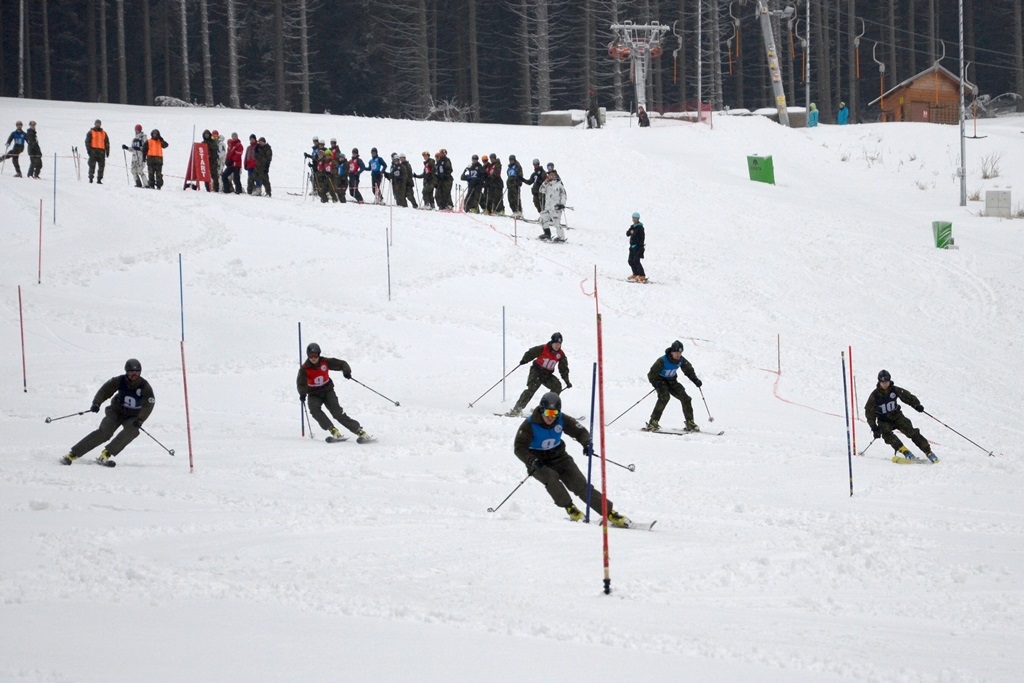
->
<box><xmin>184</xmin><ymin>142</ymin><xmax>211</xmax><ymax>189</ymax></box>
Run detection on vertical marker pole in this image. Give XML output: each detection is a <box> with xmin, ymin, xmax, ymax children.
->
<box><xmin>179</xmin><ymin>254</ymin><xmax>195</xmax><ymax>472</ymax></box>
<box><xmin>594</xmin><ymin>265</ymin><xmax>612</xmax><ymax>595</ymax></box>
<box><xmin>385</xmin><ymin>230</ymin><xmax>392</xmax><ymax>302</ymax></box>
<box><xmin>585</xmin><ymin>361</ymin><xmax>597</xmax><ymax>523</ymax></box>
<box><xmin>842</xmin><ymin>351</ymin><xmax>854</xmax><ymax>497</ymax></box>
<box><xmin>52</xmin><ymin>153</ymin><xmax>57</xmax><ymax>223</ymax></box>
<box><xmin>501</xmin><ymin>306</ymin><xmax>506</xmax><ymax>402</ymax></box>
<box><xmin>18</xmin><ymin>286</ymin><xmax>27</xmax><ymax>392</ymax></box>
<box><xmin>298</xmin><ymin>321</ymin><xmax>306</xmax><ymax>437</ymax></box>
<box><xmin>37</xmin><ymin>199</ymin><xmax>43</xmax><ymax>284</ymax></box>
<box><xmin>848</xmin><ymin>345</ymin><xmax>857</xmax><ymax>455</ymax></box>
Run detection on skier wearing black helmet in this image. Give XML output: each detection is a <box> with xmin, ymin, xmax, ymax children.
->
<box><xmin>644</xmin><ymin>340</ymin><xmax>703</xmax><ymax>432</ymax></box>
<box><xmin>513</xmin><ymin>391</ymin><xmax>632</xmax><ymax>526</ymax></box>
<box><xmin>865</xmin><ymin>370</ymin><xmax>937</xmax><ymax>463</ymax></box>
<box><xmin>61</xmin><ymin>359</ymin><xmax>156</xmax><ymax>467</ymax></box>
<box><xmin>297</xmin><ymin>343</ymin><xmax>374</xmax><ymax>443</ymax></box>
<box><xmin>504</xmin><ymin>333</ymin><xmax>571</xmax><ymax>417</ymax></box>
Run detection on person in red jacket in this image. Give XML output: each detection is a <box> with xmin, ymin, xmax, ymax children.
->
<box><xmin>244</xmin><ymin>134</ymin><xmax>260</xmax><ymax>195</ymax></box>
<box><xmin>220</xmin><ymin>132</ymin><xmax>243</xmax><ymax>194</ymax></box>
<box><xmin>504</xmin><ymin>332</ymin><xmax>572</xmax><ymax>417</ymax></box>
<box><xmin>296</xmin><ymin>343</ymin><xmax>374</xmax><ymax>443</ymax></box>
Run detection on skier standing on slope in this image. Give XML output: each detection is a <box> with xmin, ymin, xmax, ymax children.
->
<box><xmin>121</xmin><ymin>124</ymin><xmax>148</xmax><ymax>188</ymax></box>
<box><xmin>61</xmin><ymin>359</ymin><xmax>155</xmax><ymax>467</ymax></box>
<box><xmin>626</xmin><ymin>211</ymin><xmax>646</xmax><ymax>282</ymax></box>
<box><xmin>505</xmin><ymin>332</ymin><xmax>571</xmax><ymax>417</ymax></box>
<box><xmin>538</xmin><ymin>165</ymin><xmax>567</xmax><ymax>242</ymax></box>
<box><xmin>297</xmin><ymin>343</ymin><xmax>374</xmax><ymax>444</ymax></box>
<box><xmin>865</xmin><ymin>369</ymin><xmax>937</xmax><ymax>462</ymax></box>
<box><xmin>513</xmin><ymin>391</ymin><xmax>630</xmax><ymax>526</ymax></box>
<box><xmin>644</xmin><ymin>340</ymin><xmax>703</xmax><ymax>433</ymax></box>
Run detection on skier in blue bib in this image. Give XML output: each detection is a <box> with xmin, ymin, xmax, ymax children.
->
<box><xmin>644</xmin><ymin>340</ymin><xmax>703</xmax><ymax>433</ymax></box>
<box><xmin>513</xmin><ymin>392</ymin><xmax>631</xmax><ymax>527</ymax></box>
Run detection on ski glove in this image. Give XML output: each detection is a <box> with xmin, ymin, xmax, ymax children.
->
<box><xmin>555</xmin><ymin>204</ymin><xmax>565</xmax><ymax>210</ymax></box>
<box><xmin>914</xmin><ymin>404</ymin><xmax>924</xmax><ymax>413</ymax></box>
<box><xmin>564</xmin><ymin>382</ymin><xmax>572</xmax><ymax>389</ymax></box>
<box><xmin>299</xmin><ymin>395</ymin><xmax>306</xmax><ymax>404</ymax></box>
<box><xmin>872</xmin><ymin>428</ymin><xmax>881</xmax><ymax>439</ymax></box>
<box><xmin>121</xmin><ymin>144</ymin><xmax>129</xmax><ymax>151</ymax></box>
<box><xmin>343</xmin><ymin>371</ymin><xmax>352</xmax><ymax>380</ymax></box>
<box><xmin>90</xmin><ymin>404</ymin><xmax>100</xmax><ymax>413</ymax></box>
<box><xmin>528</xmin><ymin>457</ymin><xmax>544</xmax><ymax>471</ymax></box>
<box><xmin>132</xmin><ymin>419</ymin><xmax>143</xmax><ymax>428</ymax></box>
<box><xmin>693</xmin><ymin>378</ymin><xmax>703</xmax><ymax>388</ymax></box>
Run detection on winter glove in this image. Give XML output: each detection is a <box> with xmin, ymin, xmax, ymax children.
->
<box><xmin>528</xmin><ymin>457</ymin><xmax>544</xmax><ymax>471</ymax></box>
<box><xmin>343</xmin><ymin>370</ymin><xmax>352</xmax><ymax>380</ymax></box>
<box><xmin>555</xmin><ymin>204</ymin><xmax>565</xmax><ymax>210</ymax></box>
<box><xmin>582</xmin><ymin>443</ymin><xmax>592</xmax><ymax>457</ymax></box>
<box><xmin>914</xmin><ymin>404</ymin><xmax>924</xmax><ymax>413</ymax></box>
<box><xmin>564</xmin><ymin>382</ymin><xmax>572</xmax><ymax>389</ymax></box>
<box><xmin>872</xmin><ymin>428</ymin><xmax>881</xmax><ymax>439</ymax></box>
<box><xmin>90</xmin><ymin>404</ymin><xmax>100</xmax><ymax>413</ymax></box>
<box><xmin>105</xmin><ymin>150</ymin><xmax>109</xmax><ymax>158</ymax></box>
<box><xmin>299</xmin><ymin>395</ymin><xmax>306</xmax><ymax>404</ymax></box>
<box><xmin>122</xmin><ymin>144</ymin><xmax>129</xmax><ymax>151</ymax></box>
<box><xmin>132</xmin><ymin>419</ymin><xmax>143</xmax><ymax>428</ymax></box>
<box><xmin>693</xmin><ymin>378</ymin><xmax>703</xmax><ymax>388</ymax></box>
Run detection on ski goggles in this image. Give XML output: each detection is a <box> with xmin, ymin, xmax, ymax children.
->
<box><xmin>542</xmin><ymin>408</ymin><xmax>560</xmax><ymax>418</ymax></box>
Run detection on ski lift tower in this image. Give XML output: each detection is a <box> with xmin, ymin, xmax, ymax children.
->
<box><xmin>608</xmin><ymin>21</ymin><xmax>673</xmax><ymax>111</ymax></box>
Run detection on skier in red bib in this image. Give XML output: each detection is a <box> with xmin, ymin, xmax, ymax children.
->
<box><xmin>505</xmin><ymin>332</ymin><xmax>571</xmax><ymax>417</ymax></box>
<box><xmin>297</xmin><ymin>343</ymin><xmax>373</xmax><ymax>443</ymax></box>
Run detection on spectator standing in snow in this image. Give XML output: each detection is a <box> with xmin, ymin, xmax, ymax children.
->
<box><xmin>146</xmin><ymin>129</ymin><xmax>168</xmax><ymax>190</ymax></box>
<box><xmin>538</xmin><ymin>165</ymin><xmax>567</xmax><ymax>242</ymax></box>
<box><xmin>513</xmin><ymin>391</ymin><xmax>631</xmax><ymax>526</ymax></box>
<box><xmin>626</xmin><ymin>212</ymin><xmax>646</xmax><ymax>282</ymax></box>
<box><xmin>244</xmin><ymin>134</ymin><xmax>259</xmax><ymax>194</ymax></box>
<box><xmin>461</xmin><ymin>154</ymin><xmax>484</xmax><ymax>213</ymax></box>
<box><xmin>253</xmin><ymin>137</ymin><xmax>273</xmax><ymax>197</ymax></box>
<box><xmin>121</xmin><ymin>124</ymin><xmax>147</xmax><ymax>188</ymax></box>
<box><xmin>25</xmin><ymin>120</ymin><xmax>43</xmax><ymax>178</ymax></box>
<box><xmin>644</xmin><ymin>340</ymin><xmax>703</xmax><ymax>433</ymax></box>
<box><xmin>505</xmin><ymin>332</ymin><xmax>571</xmax><ymax>418</ymax></box>
<box><xmin>60</xmin><ymin>359</ymin><xmax>155</xmax><ymax>467</ymax></box>
<box><xmin>347</xmin><ymin>149</ymin><xmax>366</xmax><ymax>203</ymax></box>
<box><xmin>527</xmin><ymin>158</ymin><xmax>545</xmax><ymax>214</ymax></box>
<box><xmin>221</xmin><ymin>132</ymin><xmax>243</xmax><ymax>194</ymax></box>
<box><xmin>807</xmin><ymin>103</ymin><xmax>819</xmax><ymax>127</ymax></box>
<box><xmin>837</xmin><ymin>101</ymin><xmax>850</xmax><ymax>125</ymax></box>
<box><xmin>506</xmin><ymin>154</ymin><xmax>525</xmax><ymax>218</ymax></box>
<box><xmin>587</xmin><ymin>89</ymin><xmax>601</xmax><ymax>129</ymax></box>
<box><xmin>4</xmin><ymin>120</ymin><xmax>26</xmax><ymax>177</ymax></box>
<box><xmin>296</xmin><ymin>343</ymin><xmax>373</xmax><ymax>444</ymax></box>
<box><xmin>637</xmin><ymin>105</ymin><xmax>651</xmax><ymax>127</ymax></box>
<box><xmin>85</xmin><ymin>119</ymin><xmax>110</xmax><ymax>184</ymax></box>
<box><xmin>435</xmin><ymin>148</ymin><xmax>454</xmax><ymax>210</ymax></box>
<box><xmin>415</xmin><ymin>151</ymin><xmax>437</xmax><ymax>209</ymax></box>
<box><xmin>368</xmin><ymin>147</ymin><xmax>387</xmax><ymax>204</ymax></box>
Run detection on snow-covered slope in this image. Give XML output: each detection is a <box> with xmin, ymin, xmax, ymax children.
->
<box><xmin>2</xmin><ymin>97</ymin><xmax>1024</xmax><ymax>682</ymax></box>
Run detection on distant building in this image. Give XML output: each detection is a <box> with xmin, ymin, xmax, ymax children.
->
<box><xmin>868</xmin><ymin>63</ymin><xmax>977</xmax><ymax>124</ymax></box>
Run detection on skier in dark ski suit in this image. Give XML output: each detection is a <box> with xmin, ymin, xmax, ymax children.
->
<box><xmin>527</xmin><ymin>159</ymin><xmax>545</xmax><ymax>214</ymax></box>
<box><xmin>865</xmin><ymin>369</ymin><xmax>937</xmax><ymax>462</ymax></box>
<box><xmin>645</xmin><ymin>340</ymin><xmax>702</xmax><ymax>432</ymax></box>
<box><xmin>296</xmin><ymin>343</ymin><xmax>372</xmax><ymax>443</ymax></box>
<box><xmin>435</xmin><ymin>149</ymin><xmax>454</xmax><ymax>209</ymax></box>
<box><xmin>506</xmin><ymin>332</ymin><xmax>571</xmax><ymax>417</ymax></box>
<box><xmin>513</xmin><ymin>391</ymin><xmax>630</xmax><ymax>526</ymax></box>
<box><xmin>25</xmin><ymin>121</ymin><xmax>43</xmax><ymax>178</ymax></box>
<box><xmin>61</xmin><ymin>359</ymin><xmax>155</xmax><ymax>466</ymax></box>
<box><xmin>627</xmin><ymin>212</ymin><xmax>646</xmax><ymax>282</ymax></box>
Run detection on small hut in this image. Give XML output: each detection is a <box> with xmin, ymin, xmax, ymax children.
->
<box><xmin>868</xmin><ymin>63</ymin><xmax>977</xmax><ymax>124</ymax></box>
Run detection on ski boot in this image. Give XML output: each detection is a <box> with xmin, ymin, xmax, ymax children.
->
<box><xmin>608</xmin><ymin>510</ymin><xmax>631</xmax><ymax>528</ymax></box>
<box><xmin>504</xmin><ymin>408</ymin><xmax>523</xmax><ymax>418</ymax></box>
<box><xmin>356</xmin><ymin>429</ymin><xmax>374</xmax><ymax>444</ymax></box>
<box><xmin>642</xmin><ymin>419</ymin><xmax>660</xmax><ymax>432</ymax></box>
<box><xmin>684</xmin><ymin>420</ymin><xmax>701</xmax><ymax>433</ymax></box>
<box><xmin>897</xmin><ymin>446</ymin><xmax>917</xmax><ymax>460</ymax></box>
<box><xmin>925</xmin><ymin>451</ymin><xmax>939</xmax><ymax>463</ymax></box>
<box><xmin>565</xmin><ymin>504</ymin><xmax>584</xmax><ymax>522</ymax></box>
<box><xmin>60</xmin><ymin>451</ymin><xmax>81</xmax><ymax>466</ymax></box>
<box><xmin>95</xmin><ymin>449</ymin><xmax>115</xmax><ymax>467</ymax></box>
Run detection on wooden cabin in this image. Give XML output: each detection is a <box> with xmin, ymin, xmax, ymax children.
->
<box><xmin>868</xmin><ymin>63</ymin><xmax>977</xmax><ymax>124</ymax></box>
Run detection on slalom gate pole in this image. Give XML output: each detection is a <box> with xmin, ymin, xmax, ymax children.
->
<box><xmin>858</xmin><ymin>438</ymin><xmax>877</xmax><ymax>456</ymax></box>
<box><xmin>585</xmin><ymin>362</ymin><xmax>597</xmax><ymax>523</ymax></box>
<box><xmin>487</xmin><ymin>469</ymin><xmax>533</xmax><ymax>513</ymax></box>
<box><xmin>502</xmin><ymin>306</ymin><xmax>506</xmax><ymax>402</ymax></box>
<box><xmin>924</xmin><ymin>411</ymin><xmax>995</xmax><ymax>456</ymax></box>
<box><xmin>122</xmin><ymin>148</ymin><xmax>130</xmax><ymax>183</ymax></box>
<box><xmin>37</xmin><ymin>199</ymin><xmax>42</xmax><ymax>284</ymax></box>
<box><xmin>468</xmin><ymin>364</ymin><xmax>523</xmax><ymax>408</ymax></box>
<box><xmin>386</xmin><ymin>230</ymin><xmax>392</xmax><ymax>302</ymax></box>
<box><xmin>594</xmin><ymin>265</ymin><xmax>613</xmax><ymax>595</ymax></box>
<box><xmin>44</xmin><ymin>409</ymin><xmax>90</xmax><ymax>423</ymax></box>
<box><xmin>607</xmin><ymin>388</ymin><xmax>654</xmax><ymax>426</ymax></box>
<box><xmin>298</xmin><ymin>321</ymin><xmax>306</xmax><ymax>437</ymax></box>
<box><xmin>350</xmin><ymin>377</ymin><xmax>400</xmax><ymax>406</ymax></box>
<box><xmin>140</xmin><ymin>425</ymin><xmax>176</xmax><ymax>456</ymax></box>
<box><xmin>178</xmin><ymin>254</ymin><xmax>194</xmax><ymax>471</ymax></box>
<box><xmin>848</xmin><ymin>345</ymin><xmax>857</xmax><ymax>455</ymax></box>
<box><xmin>18</xmin><ymin>286</ymin><xmax>27</xmax><ymax>392</ymax></box>
<box><xmin>698</xmin><ymin>386</ymin><xmax>714</xmax><ymax>422</ymax></box>
<box><xmin>0</xmin><ymin>143</ymin><xmax>8</xmax><ymax>173</ymax></box>
<box><xmin>842</xmin><ymin>351</ymin><xmax>854</xmax><ymax>496</ymax></box>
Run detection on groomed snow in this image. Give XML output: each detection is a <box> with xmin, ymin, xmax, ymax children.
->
<box><xmin>2</xmin><ymin>97</ymin><xmax>1023</xmax><ymax>682</ymax></box>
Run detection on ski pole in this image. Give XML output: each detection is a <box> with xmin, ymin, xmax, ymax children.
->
<box><xmin>607</xmin><ymin>388</ymin><xmax>655</xmax><ymax>426</ymax></box>
<box><xmin>468</xmin><ymin>364</ymin><xmax>524</xmax><ymax>408</ymax></box>
<box><xmin>349</xmin><ymin>377</ymin><xmax>400</xmax><ymax>407</ymax></box>
<box><xmin>858</xmin><ymin>437</ymin><xmax>877</xmax><ymax>456</ymax></box>
<box><xmin>594</xmin><ymin>453</ymin><xmax>635</xmax><ymax>472</ymax></box>
<box><xmin>301</xmin><ymin>398</ymin><xmax>316</xmax><ymax>438</ymax></box>
<box><xmin>487</xmin><ymin>468</ymin><xmax>535</xmax><ymax>513</ymax></box>
<box><xmin>122</xmin><ymin>148</ymin><xmax>130</xmax><ymax>183</ymax></box>
<box><xmin>44</xmin><ymin>409</ymin><xmax>91</xmax><ymax>423</ymax></box>
<box><xmin>139</xmin><ymin>425</ymin><xmax>175</xmax><ymax>456</ymax></box>
<box><xmin>924</xmin><ymin>410</ymin><xmax>995</xmax><ymax>456</ymax></box>
<box><xmin>699</xmin><ymin>386</ymin><xmax>715</xmax><ymax>422</ymax></box>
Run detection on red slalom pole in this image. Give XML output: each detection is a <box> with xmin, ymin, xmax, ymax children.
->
<box><xmin>594</xmin><ymin>265</ymin><xmax>612</xmax><ymax>595</ymax></box>
<box><xmin>848</xmin><ymin>345</ymin><xmax>857</xmax><ymax>456</ymax></box>
<box><xmin>18</xmin><ymin>286</ymin><xmax>27</xmax><ymax>392</ymax></box>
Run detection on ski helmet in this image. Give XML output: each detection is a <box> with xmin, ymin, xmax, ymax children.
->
<box><xmin>532</xmin><ymin>158</ymin><xmax>540</xmax><ymax>165</ymax></box>
<box><xmin>669</xmin><ymin>340</ymin><xmax>684</xmax><ymax>354</ymax></box>
<box><xmin>550</xmin><ymin>332</ymin><xmax>563</xmax><ymax>344</ymax></box>
<box><xmin>878</xmin><ymin>369</ymin><xmax>891</xmax><ymax>382</ymax></box>
<box><xmin>371</xmin><ymin>147</ymin><xmax>378</xmax><ymax>155</ymax></box>
<box><xmin>134</xmin><ymin>124</ymin><xmax>143</xmax><ymax>132</ymax></box>
<box><xmin>632</xmin><ymin>211</ymin><xmax>641</xmax><ymax>219</ymax></box>
<box><xmin>539</xmin><ymin>391</ymin><xmax>562</xmax><ymax>413</ymax></box>
<box><xmin>124</xmin><ymin>358</ymin><xmax>142</xmax><ymax>373</ymax></box>
<box><xmin>307</xmin><ymin>343</ymin><xmax>322</xmax><ymax>357</ymax></box>
<box><xmin>212</xmin><ymin>130</ymin><xmax>219</xmax><ymax>137</ymax></box>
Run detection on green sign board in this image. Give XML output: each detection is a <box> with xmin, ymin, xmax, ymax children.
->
<box><xmin>747</xmin><ymin>155</ymin><xmax>775</xmax><ymax>185</ymax></box>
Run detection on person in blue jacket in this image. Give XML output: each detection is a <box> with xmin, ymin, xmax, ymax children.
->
<box><xmin>368</xmin><ymin>147</ymin><xmax>387</xmax><ymax>204</ymax></box>
<box><xmin>807</xmin><ymin>103</ymin><xmax>819</xmax><ymax>127</ymax></box>
<box><xmin>512</xmin><ymin>391</ymin><xmax>631</xmax><ymax>526</ymax></box>
<box><xmin>837</xmin><ymin>101</ymin><xmax>850</xmax><ymax>125</ymax></box>
<box><xmin>644</xmin><ymin>340</ymin><xmax>703</xmax><ymax>433</ymax></box>
<box><xmin>4</xmin><ymin>120</ymin><xmax>27</xmax><ymax>177</ymax></box>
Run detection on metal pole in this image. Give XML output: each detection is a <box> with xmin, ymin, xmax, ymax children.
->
<box><xmin>806</xmin><ymin>0</ymin><xmax>811</xmax><ymax>112</ymax></box>
<box><xmin>958</xmin><ymin>0</ymin><xmax>967</xmax><ymax>206</ymax></box>
<box><xmin>756</xmin><ymin>0</ymin><xmax>790</xmax><ymax>127</ymax></box>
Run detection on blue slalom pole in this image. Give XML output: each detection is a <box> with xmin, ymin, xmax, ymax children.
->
<box><xmin>842</xmin><ymin>351</ymin><xmax>853</xmax><ymax>497</ymax></box>
<box><xmin>585</xmin><ymin>362</ymin><xmax>597</xmax><ymax>523</ymax></box>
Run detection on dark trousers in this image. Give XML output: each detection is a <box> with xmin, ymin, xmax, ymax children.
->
<box><xmin>651</xmin><ymin>380</ymin><xmax>693</xmax><ymax>423</ymax></box>
<box><xmin>3</xmin><ymin>149</ymin><xmax>22</xmax><ymax>174</ymax></box>
<box><xmin>147</xmin><ymin>158</ymin><xmax>164</xmax><ymax>189</ymax></box>
<box><xmin>70</xmin><ymin>405</ymin><xmax>140</xmax><ymax>458</ymax></box>
<box><xmin>512</xmin><ymin>366</ymin><xmax>563</xmax><ymax>413</ymax></box>
<box><xmin>28</xmin><ymin>154</ymin><xmax>42</xmax><ymax>178</ymax></box>
<box><xmin>221</xmin><ymin>166</ymin><xmax>242</xmax><ymax>193</ymax></box>
<box><xmin>307</xmin><ymin>388</ymin><xmax>361</xmax><ymax>435</ymax></box>
<box><xmin>878</xmin><ymin>414</ymin><xmax>932</xmax><ymax>453</ymax></box>
<box><xmin>348</xmin><ymin>176</ymin><xmax>364</xmax><ymax>203</ymax></box>
<box><xmin>507</xmin><ymin>180</ymin><xmax>522</xmax><ymax>214</ymax></box>
<box><xmin>371</xmin><ymin>172</ymin><xmax>384</xmax><ymax>203</ymax></box>
<box><xmin>527</xmin><ymin>447</ymin><xmax>614</xmax><ymax>512</ymax></box>
<box><xmin>87</xmin><ymin>148</ymin><xmax>106</xmax><ymax>181</ymax></box>
<box><xmin>628</xmin><ymin>250</ymin><xmax>645</xmax><ymax>277</ymax></box>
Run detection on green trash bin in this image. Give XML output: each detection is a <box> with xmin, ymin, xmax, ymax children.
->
<box><xmin>747</xmin><ymin>155</ymin><xmax>775</xmax><ymax>185</ymax></box>
<box><xmin>932</xmin><ymin>221</ymin><xmax>953</xmax><ymax>249</ymax></box>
